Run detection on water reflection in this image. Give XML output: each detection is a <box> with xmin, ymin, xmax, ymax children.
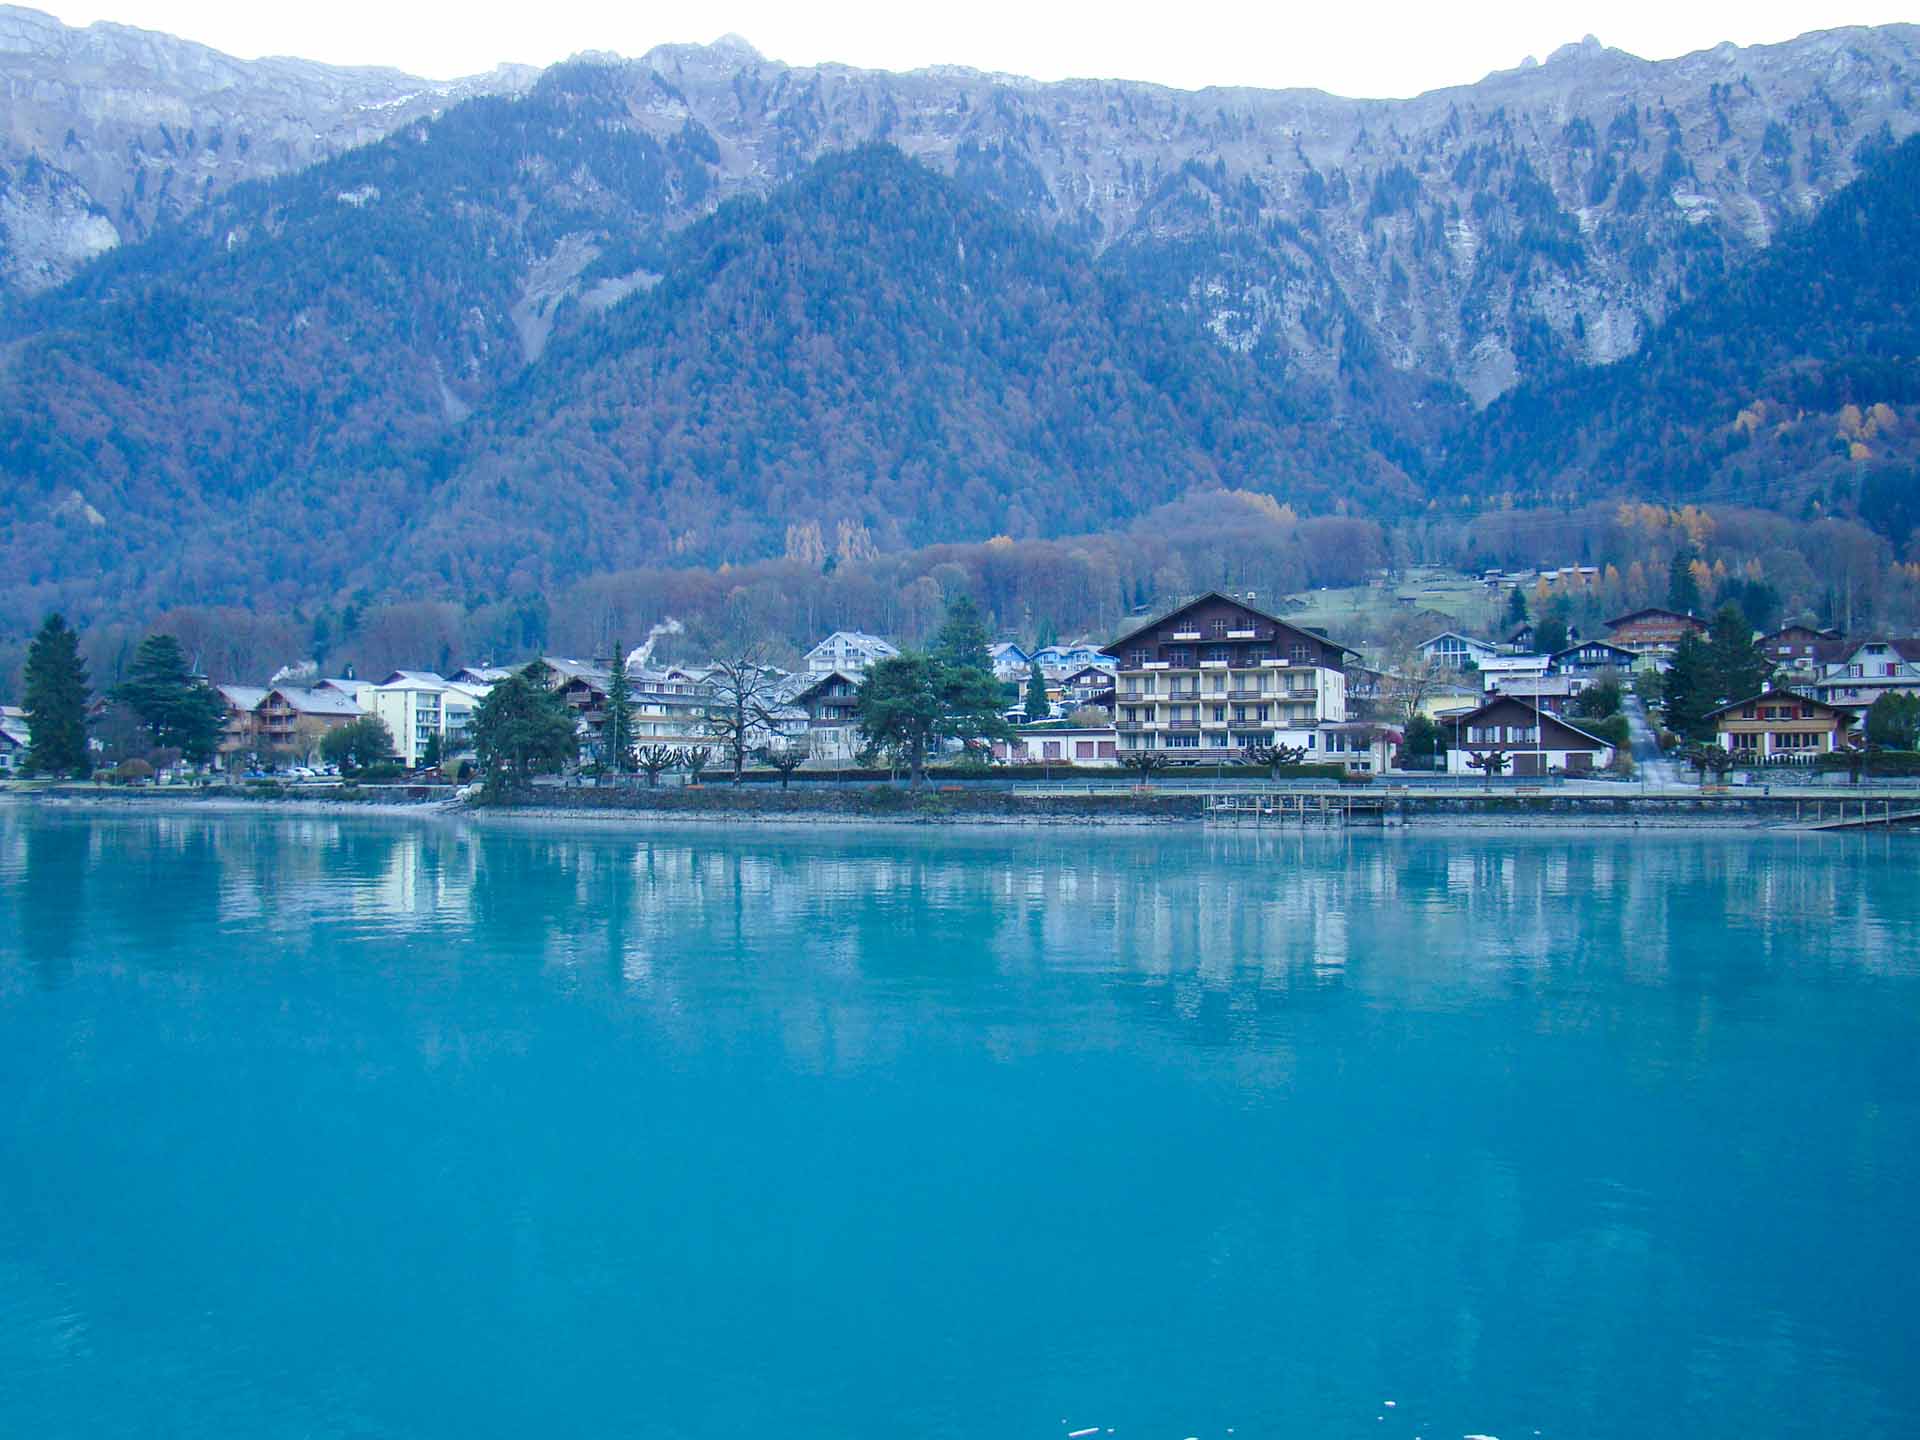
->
<box><xmin>1</xmin><ymin>807</ymin><xmax>1918</xmax><ymax>1439</ymax></box>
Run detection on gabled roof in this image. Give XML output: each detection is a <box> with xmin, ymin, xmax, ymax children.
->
<box><xmin>1420</xmin><ymin>630</ymin><xmax>1497</xmax><ymax>650</ymax></box>
<box><xmin>1447</xmin><ymin>695</ymin><xmax>1614</xmax><ymax>750</ymax></box>
<box><xmin>1604</xmin><ymin>608</ymin><xmax>1707</xmax><ymax>630</ymax></box>
<box><xmin>804</xmin><ymin>630</ymin><xmax>897</xmax><ymax>656</ymax></box>
<box><xmin>1831</xmin><ymin>636</ymin><xmax>1920</xmax><ymax>663</ymax></box>
<box><xmin>378</xmin><ymin>669</ymin><xmax>449</xmax><ymax>688</ymax></box>
<box><xmin>1704</xmin><ymin>690</ymin><xmax>1854</xmax><ymax>722</ymax></box>
<box><xmin>776</xmin><ymin>667</ymin><xmax>863</xmax><ymax>705</ymax></box>
<box><xmin>266</xmin><ymin>686</ymin><xmax>363</xmax><ymax>717</ymax></box>
<box><xmin>1551</xmin><ymin>640</ymin><xmax>1635</xmax><ymax>662</ymax></box>
<box><xmin>0</xmin><ymin>718</ymin><xmax>29</xmax><ymax>747</ymax></box>
<box><xmin>1102</xmin><ymin>590</ymin><xmax>1358</xmax><ymax>659</ymax></box>
<box><xmin>1061</xmin><ymin>663</ymin><xmax>1115</xmax><ymax>683</ymax></box>
<box><xmin>217</xmin><ymin>684</ymin><xmax>269</xmax><ymax>711</ymax></box>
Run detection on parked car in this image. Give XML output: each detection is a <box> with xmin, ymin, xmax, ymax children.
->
<box><xmin>287</xmin><ymin>766</ymin><xmax>317</xmax><ymax>780</ymax></box>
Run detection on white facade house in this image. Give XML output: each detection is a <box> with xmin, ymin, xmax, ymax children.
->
<box><xmin>805</xmin><ymin>631</ymin><xmax>899</xmax><ymax>675</ymax></box>
<box><xmin>995</xmin><ymin>725</ymin><xmax>1121</xmax><ymax>766</ymax></box>
<box><xmin>1419</xmin><ymin>632</ymin><xmax>1501</xmax><ymax>669</ymax></box>
<box><xmin>1477</xmin><ymin>654</ymin><xmax>1552</xmax><ymax>693</ymax></box>
<box><xmin>0</xmin><ymin>707</ymin><xmax>28</xmax><ymax>772</ymax></box>
<box><xmin>1807</xmin><ymin>639</ymin><xmax>1920</xmax><ymax>715</ymax></box>
<box><xmin>368</xmin><ymin>673</ymin><xmax>491</xmax><ymax>767</ymax></box>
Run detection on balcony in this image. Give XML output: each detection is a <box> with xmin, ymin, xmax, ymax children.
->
<box><xmin>1115</xmin><ymin>722</ymin><xmax>1153</xmax><ymax>733</ymax></box>
<box><xmin>1170</xmin><ymin>629</ymin><xmax>1202</xmax><ymax>641</ymax></box>
<box><xmin>1200</xmin><ymin>659</ymin><xmax>1228</xmax><ymax>670</ymax></box>
<box><xmin>1227</xmin><ymin>628</ymin><xmax>1258</xmax><ymax>639</ymax></box>
<box><xmin>1142</xmin><ymin>661</ymin><xmax>1169</xmax><ymax>670</ymax></box>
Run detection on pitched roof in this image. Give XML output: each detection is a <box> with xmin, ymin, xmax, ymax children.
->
<box><xmin>1102</xmin><ymin>590</ymin><xmax>1358</xmax><ymax>659</ymax></box>
<box><xmin>267</xmin><ymin>686</ymin><xmax>363</xmax><ymax>717</ymax></box>
<box><xmin>1603</xmin><ymin>608</ymin><xmax>1707</xmax><ymax>629</ymax></box>
<box><xmin>1704</xmin><ymin>690</ymin><xmax>1854</xmax><ymax>721</ymax></box>
<box><xmin>217</xmin><ymin>684</ymin><xmax>269</xmax><ymax>711</ymax></box>
<box><xmin>1447</xmin><ymin>695</ymin><xmax>1614</xmax><ymax>750</ymax></box>
<box><xmin>1551</xmin><ymin>640</ymin><xmax>1635</xmax><ymax>661</ymax></box>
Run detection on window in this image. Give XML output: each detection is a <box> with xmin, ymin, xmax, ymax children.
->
<box><xmin>1127</xmin><ymin>649</ymin><xmax>1149</xmax><ymax>668</ymax></box>
<box><xmin>1203</xmin><ymin>646</ymin><xmax>1229</xmax><ymax>664</ymax></box>
<box><xmin>1165</xmin><ymin>648</ymin><xmax>1192</xmax><ymax>668</ymax></box>
<box><xmin>1209</xmin><ymin>618</ymin><xmax>1229</xmax><ymax>638</ymax></box>
<box><xmin>1164</xmin><ymin>732</ymin><xmax>1200</xmax><ymax>748</ymax></box>
<box><xmin>1290</xmin><ymin>643</ymin><xmax>1312</xmax><ymax>663</ymax></box>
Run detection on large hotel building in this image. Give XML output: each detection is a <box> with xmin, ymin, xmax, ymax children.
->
<box><xmin>1102</xmin><ymin>592</ymin><xmax>1355</xmax><ymax>757</ymax></box>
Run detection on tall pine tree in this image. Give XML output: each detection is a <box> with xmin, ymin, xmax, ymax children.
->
<box><xmin>1662</xmin><ymin>631</ymin><xmax>1716</xmax><ymax>740</ymax></box>
<box><xmin>116</xmin><ymin>633</ymin><xmax>226</xmax><ymax>764</ymax></box>
<box><xmin>1667</xmin><ymin>552</ymin><xmax>1703</xmax><ymax>615</ymax></box>
<box><xmin>1705</xmin><ymin>604</ymin><xmax>1772</xmax><ymax>706</ymax></box>
<box><xmin>603</xmin><ymin>641</ymin><xmax>636</xmax><ymax>773</ymax></box>
<box><xmin>1024</xmin><ymin>662</ymin><xmax>1051</xmax><ymax>722</ymax></box>
<box><xmin>22</xmin><ymin>613</ymin><xmax>92</xmax><ymax>777</ymax></box>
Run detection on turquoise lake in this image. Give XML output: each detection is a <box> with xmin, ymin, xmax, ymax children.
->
<box><xmin>2</xmin><ymin>808</ymin><xmax>1917</xmax><ymax>1438</ymax></box>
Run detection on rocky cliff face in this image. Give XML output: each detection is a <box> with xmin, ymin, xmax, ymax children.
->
<box><xmin>590</xmin><ymin>28</ymin><xmax>1920</xmax><ymax>409</ymax></box>
<box><xmin>3</xmin><ymin>10</ymin><xmax>1917</xmax><ymax>407</ymax></box>
<box><xmin>0</xmin><ymin>4</ymin><xmax>533</xmax><ymax>295</ymax></box>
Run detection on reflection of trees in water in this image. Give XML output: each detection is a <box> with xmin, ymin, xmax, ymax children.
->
<box><xmin>12</xmin><ymin>814</ymin><xmax>89</xmax><ymax>988</ymax></box>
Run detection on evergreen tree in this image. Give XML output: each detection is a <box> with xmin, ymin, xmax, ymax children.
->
<box><xmin>1024</xmin><ymin>662</ymin><xmax>1051</xmax><ymax>723</ymax></box>
<box><xmin>856</xmin><ymin>653</ymin><xmax>945</xmax><ymax>789</ymax></box>
<box><xmin>116</xmin><ymin>633</ymin><xmax>225</xmax><ymax>763</ymax></box>
<box><xmin>1505</xmin><ymin>587</ymin><xmax>1529</xmax><ymax>627</ymax></box>
<box><xmin>472</xmin><ymin>673</ymin><xmax>579</xmax><ymax>785</ymax></box>
<box><xmin>1532</xmin><ymin>617</ymin><xmax>1569</xmax><ymax>656</ymax></box>
<box><xmin>420</xmin><ymin>730</ymin><xmax>444</xmax><ymax>771</ymax></box>
<box><xmin>603</xmin><ymin>641</ymin><xmax>637</xmax><ymax>772</ymax></box>
<box><xmin>21</xmin><ymin>612</ymin><xmax>92</xmax><ymax>777</ymax></box>
<box><xmin>1667</xmin><ymin>552</ymin><xmax>1703</xmax><ymax>614</ymax></box>
<box><xmin>931</xmin><ymin>595</ymin><xmax>993</xmax><ymax>673</ymax></box>
<box><xmin>1865</xmin><ymin>692</ymin><xmax>1920</xmax><ymax>750</ymax></box>
<box><xmin>1662</xmin><ymin>631</ymin><xmax>1716</xmax><ymax>740</ymax></box>
<box><xmin>1704</xmin><ymin>603</ymin><xmax>1772</xmax><ymax>706</ymax></box>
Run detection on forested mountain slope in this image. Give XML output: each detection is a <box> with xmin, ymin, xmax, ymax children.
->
<box><xmin>1451</xmin><ymin>131</ymin><xmax>1920</xmax><ymax>552</ymax></box>
<box><xmin>398</xmin><ymin>146</ymin><xmax>1411</xmax><ymax>594</ymax></box>
<box><xmin>6</xmin><ymin>5</ymin><xmax>1918</xmax><ymax>412</ymax></box>
<box><xmin>0</xmin><ymin>132</ymin><xmax>1403</xmax><ymax>627</ymax></box>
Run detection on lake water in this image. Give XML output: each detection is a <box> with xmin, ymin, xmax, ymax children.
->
<box><xmin>2</xmin><ymin>808</ymin><xmax>1917</xmax><ymax>1439</ymax></box>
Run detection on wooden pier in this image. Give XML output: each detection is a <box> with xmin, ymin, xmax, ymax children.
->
<box><xmin>1799</xmin><ymin>802</ymin><xmax>1920</xmax><ymax>831</ymax></box>
<box><xmin>1204</xmin><ymin>791</ymin><xmax>1387</xmax><ymax>826</ymax></box>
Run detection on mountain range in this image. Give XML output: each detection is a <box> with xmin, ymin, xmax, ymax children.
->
<box><xmin>1</xmin><ymin>9</ymin><xmax>1918</xmax><ymax>635</ymax></box>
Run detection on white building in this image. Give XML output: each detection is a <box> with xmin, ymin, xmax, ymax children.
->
<box><xmin>1807</xmin><ymin>638</ymin><xmax>1920</xmax><ymax>716</ymax></box>
<box><xmin>1418</xmin><ymin>632</ymin><xmax>1501</xmax><ymax>670</ymax></box>
<box><xmin>1477</xmin><ymin>654</ymin><xmax>1552</xmax><ymax>693</ymax></box>
<box><xmin>0</xmin><ymin>707</ymin><xmax>28</xmax><ymax>772</ymax></box>
<box><xmin>804</xmin><ymin>631</ymin><xmax>899</xmax><ymax>675</ymax></box>
<box><xmin>367</xmin><ymin>672</ymin><xmax>491</xmax><ymax>767</ymax></box>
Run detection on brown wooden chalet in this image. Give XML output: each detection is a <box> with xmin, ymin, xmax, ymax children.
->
<box><xmin>1603</xmin><ymin>608</ymin><xmax>1707</xmax><ymax>655</ymax></box>
<box><xmin>1445</xmin><ymin>695</ymin><xmax>1616</xmax><ymax>777</ymax></box>
<box><xmin>1101</xmin><ymin>592</ymin><xmax>1355</xmax><ymax>756</ymax></box>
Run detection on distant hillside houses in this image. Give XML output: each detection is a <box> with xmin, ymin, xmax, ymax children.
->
<box><xmin>805</xmin><ymin>631</ymin><xmax>898</xmax><ymax>674</ymax></box>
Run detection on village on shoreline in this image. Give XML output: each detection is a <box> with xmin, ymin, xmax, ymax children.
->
<box><xmin>9</xmin><ymin>563</ymin><xmax>1920</xmax><ymax>830</ymax></box>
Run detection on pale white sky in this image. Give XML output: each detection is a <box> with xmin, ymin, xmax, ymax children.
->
<box><xmin>35</xmin><ymin>1</ymin><xmax>1920</xmax><ymax>97</ymax></box>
